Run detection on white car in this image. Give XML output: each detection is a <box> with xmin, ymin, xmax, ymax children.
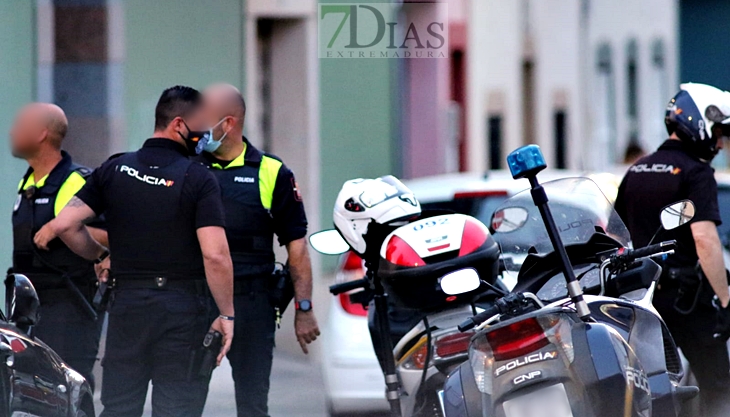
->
<box><xmin>320</xmin><ymin>170</ymin><xmax>620</xmax><ymax>416</ymax></box>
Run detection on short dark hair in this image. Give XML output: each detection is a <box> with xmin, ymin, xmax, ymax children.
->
<box><xmin>154</xmin><ymin>85</ymin><xmax>202</xmax><ymax>130</ymax></box>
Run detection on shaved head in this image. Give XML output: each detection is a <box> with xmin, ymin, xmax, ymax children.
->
<box><xmin>10</xmin><ymin>102</ymin><xmax>68</xmax><ymax>159</ymax></box>
<box><xmin>37</xmin><ymin>103</ymin><xmax>68</xmax><ymax>143</ymax></box>
<box><xmin>204</xmin><ymin>83</ymin><xmax>246</xmax><ymax>128</ymax></box>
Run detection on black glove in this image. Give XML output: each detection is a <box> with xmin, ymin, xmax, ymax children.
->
<box><xmin>713</xmin><ymin>296</ymin><xmax>730</xmax><ymax>341</ymax></box>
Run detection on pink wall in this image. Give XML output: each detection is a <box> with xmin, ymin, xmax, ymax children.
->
<box><xmin>401</xmin><ymin>2</ymin><xmax>455</xmax><ymax>178</ymax></box>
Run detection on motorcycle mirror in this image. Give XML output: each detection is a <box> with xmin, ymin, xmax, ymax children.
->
<box><xmin>491</xmin><ymin>207</ymin><xmax>529</xmax><ymax>233</ymax></box>
<box><xmin>309</xmin><ymin>230</ymin><xmax>350</xmax><ymax>255</ymax></box>
<box><xmin>5</xmin><ymin>274</ymin><xmax>40</xmax><ymax>333</ymax></box>
<box><xmin>440</xmin><ymin>268</ymin><xmax>481</xmax><ymax>295</ymax></box>
<box><xmin>660</xmin><ymin>200</ymin><xmax>695</xmax><ymax>231</ymax></box>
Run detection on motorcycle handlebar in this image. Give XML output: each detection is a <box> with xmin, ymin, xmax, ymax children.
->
<box><xmin>623</xmin><ymin>240</ymin><xmax>676</xmax><ymax>263</ymax></box>
<box><xmin>458</xmin><ymin>304</ymin><xmax>501</xmax><ymax>332</ymax></box>
<box><xmin>329</xmin><ymin>278</ymin><xmax>368</xmax><ymax>295</ymax></box>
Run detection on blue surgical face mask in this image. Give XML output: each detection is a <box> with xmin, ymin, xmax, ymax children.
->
<box><xmin>199</xmin><ymin>118</ymin><xmax>230</xmax><ymax>154</ymax></box>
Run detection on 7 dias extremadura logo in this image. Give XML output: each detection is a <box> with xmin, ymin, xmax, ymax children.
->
<box><xmin>318</xmin><ymin>3</ymin><xmax>449</xmax><ymax>59</ymax></box>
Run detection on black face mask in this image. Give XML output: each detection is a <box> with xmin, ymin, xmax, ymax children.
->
<box><xmin>178</xmin><ymin>121</ymin><xmax>210</xmax><ymax>156</ymax></box>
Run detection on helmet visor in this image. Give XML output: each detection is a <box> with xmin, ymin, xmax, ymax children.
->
<box><xmin>706</xmin><ymin>104</ymin><xmax>730</xmax><ymax>123</ymax></box>
<box><xmin>359</xmin><ymin>175</ymin><xmax>415</xmax><ymax>208</ymax></box>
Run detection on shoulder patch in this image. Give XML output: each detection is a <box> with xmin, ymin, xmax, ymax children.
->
<box><xmin>291</xmin><ymin>178</ymin><xmax>303</xmax><ymax>202</ymax></box>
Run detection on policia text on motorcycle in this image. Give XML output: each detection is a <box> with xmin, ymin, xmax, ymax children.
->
<box><xmin>10</xmin><ymin>103</ymin><xmax>107</xmax><ymax>389</ymax></box>
<box><xmin>51</xmin><ymin>86</ymin><xmax>235</xmax><ymax>417</ymax></box>
<box><xmin>615</xmin><ymin>83</ymin><xmax>730</xmax><ymax>417</ymax></box>
<box><xmin>195</xmin><ymin>83</ymin><xmax>320</xmax><ymax>417</ymax></box>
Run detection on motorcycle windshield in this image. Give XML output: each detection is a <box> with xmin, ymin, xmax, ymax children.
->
<box><xmin>491</xmin><ymin>178</ymin><xmax>631</xmax><ymax>282</ymax></box>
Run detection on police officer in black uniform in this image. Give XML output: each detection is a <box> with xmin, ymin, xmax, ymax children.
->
<box><xmin>195</xmin><ymin>84</ymin><xmax>320</xmax><ymax>417</ymax></box>
<box><xmin>51</xmin><ymin>86</ymin><xmax>235</xmax><ymax>417</ymax></box>
<box><xmin>615</xmin><ymin>83</ymin><xmax>730</xmax><ymax>417</ymax></box>
<box><xmin>9</xmin><ymin>102</ymin><xmax>106</xmax><ymax>388</ymax></box>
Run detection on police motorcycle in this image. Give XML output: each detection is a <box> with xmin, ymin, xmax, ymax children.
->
<box><xmin>441</xmin><ymin>145</ymin><xmax>699</xmax><ymax>417</ymax></box>
<box><xmin>309</xmin><ymin>176</ymin><xmax>505</xmax><ymax>417</ymax></box>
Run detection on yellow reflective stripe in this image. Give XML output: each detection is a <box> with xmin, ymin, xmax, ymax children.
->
<box><xmin>36</xmin><ymin>174</ymin><xmax>48</xmax><ymax>188</ymax></box>
<box><xmin>225</xmin><ymin>147</ymin><xmax>246</xmax><ymax>169</ymax></box>
<box><xmin>54</xmin><ymin>172</ymin><xmax>86</xmax><ymax>216</ymax></box>
<box><xmin>210</xmin><ymin>144</ymin><xmax>246</xmax><ymax>170</ymax></box>
<box><xmin>259</xmin><ymin>156</ymin><xmax>282</xmax><ymax>210</ymax></box>
<box><xmin>21</xmin><ymin>173</ymin><xmax>49</xmax><ymax>190</ymax></box>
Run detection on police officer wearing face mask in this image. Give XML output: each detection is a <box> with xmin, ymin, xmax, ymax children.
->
<box><xmin>9</xmin><ymin>102</ymin><xmax>107</xmax><ymax>389</ymax></box>
<box><xmin>194</xmin><ymin>84</ymin><xmax>320</xmax><ymax>417</ymax></box>
<box><xmin>615</xmin><ymin>83</ymin><xmax>730</xmax><ymax>417</ymax></box>
<box><xmin>50</xmin><ymin>86</ymin><xmax>235</xmax><ymax>417</ymax></box>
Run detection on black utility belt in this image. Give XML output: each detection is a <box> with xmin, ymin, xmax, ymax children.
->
<box><xmin>112</xmin><ymin>277</ymin><xmax>208</xmax><ymax>295</ymax></box>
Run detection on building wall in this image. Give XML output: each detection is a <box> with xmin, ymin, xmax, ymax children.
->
<box><xmin>587</xmin><ymin>0</ymin><xmax>678</xmax><ymax>164</ymax></box>
<box><xmin>0</xmin><ymin>2</ymin><xmax>36</xmax><ymax>267</ymax></box>
<box><xmin>466</xmin><ymin>0</ymin><xmax>523</xmax><ymax>172</ymax></box>
<box><xmin>400</xmin><ymin>3</ymin><xmax>452</xmax><ymax>179</ymax></box>
<box><xmin>124</xmin><ymin>0</ymin><xmax>245</xmax><ymax>150</ymax></box>
<box><xmin>531</xmin><ymin>0</ymin><xmax>581</xmax><ymax>169</ymax></box>
<box><xmin>467</xmin><ymin>0</ymin><xmax>677</xmax><ymax>172</ymax></box>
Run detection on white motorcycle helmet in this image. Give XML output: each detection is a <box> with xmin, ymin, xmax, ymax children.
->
<box><xmin>333</xmin><ymin>175</ymin><xmax>421</xmax><ymax>256</ymax></box>
<box><xmin>665</xmin><ymin>82</ymin><xmax>730</xmax><ymax>161</ymax></box>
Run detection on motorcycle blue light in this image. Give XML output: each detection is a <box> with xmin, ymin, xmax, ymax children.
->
<box><xmin>507</xmin><ymin>145</ymin><xmax>547</xmax><ymax>179</ymax></box>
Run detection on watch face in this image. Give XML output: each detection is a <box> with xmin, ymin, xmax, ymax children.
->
<box><xmin>298</xmin><ymin>300</ymin><xmax>312</xmax><ymax>312</ymax></box>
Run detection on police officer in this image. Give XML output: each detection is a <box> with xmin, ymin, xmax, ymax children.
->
<box><xmin>196</xmin><ymin>84</ymin><xmax>320</xmax><ymax>417</ymax></box>
<box><xmin>51</xmin><ymin>86</ymin><xmax>235</xmax><ymax>417</ymax></box>
<box><xmin>615</xmin><ymin>83</ymin><xmax>730</xmax><ymax>417</ymax></box>
<box><xmin>9</xmin><ymin>102</ymin><xmax>106</xmax><ymax>388</ymax></box>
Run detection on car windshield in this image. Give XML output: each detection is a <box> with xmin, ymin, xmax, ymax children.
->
<box><xmin>491</xmin><ymin>178</ymin><xmax>632</xmax><ymax>281</ymax></box>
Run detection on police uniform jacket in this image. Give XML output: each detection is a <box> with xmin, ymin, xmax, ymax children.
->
<box><xmin>12</xmin><ymin>151</ymin><xmax>96</xmax><ymax>281</ymax></box>
<box><xmin>615</xmin><ymin>139</ymin><xmax>722</xmax><ymax>269</ymax></box>
<box><xmin>195</xmin><ymin>137</ymin><xmax>308</xmax><ymax>278</ymax></box>
<box><xmin>75</xmin><ymin>138</ymin><xmax>226</xmax><ymax>281</ymax></box>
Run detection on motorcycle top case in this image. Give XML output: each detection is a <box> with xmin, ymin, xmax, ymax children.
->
<box><xmin>377</xmin><ymin>213</ymin><xmax>500</xmax><ymax>310</ymax></box>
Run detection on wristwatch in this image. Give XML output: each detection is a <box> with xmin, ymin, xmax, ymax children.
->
<box><xmin>94</xmin><ymin>249</ymin><xmax>110</xmax><ymax>265</ymax></box>
<box><xmin>296</xmin><ymin>299</ymin><xmax>313</xmax><ymax>312</ymax></box>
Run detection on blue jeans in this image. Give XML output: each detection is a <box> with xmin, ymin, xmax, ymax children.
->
<box><xmin>100</xmin><ymin>288</ymin><xmax>213</xmax><ymax>417</ymax></box>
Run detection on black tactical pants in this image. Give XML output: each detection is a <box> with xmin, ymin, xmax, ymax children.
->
<box><xmin>227</xmin><ymin>276</ymin><xmax>277</xmax><ymax>417</ymax></box>
<box><xmin>34</xmin><ymin>288</ymin><xmax>102</xmax><ymax>390</ymax></box>
<box><xmin>654</xmin><ymin>288</ymin><xmax>730</xmax><ymax>417</ymax></box>
<box><xmin>100</xmin><ymin>288</ymin><xmax>213</xmax><ymax>417</ymax></box>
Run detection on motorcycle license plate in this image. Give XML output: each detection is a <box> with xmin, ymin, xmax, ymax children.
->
<box><xmin>502</xmin><ymin>383</ymin><xmax>573</xmax><ymax>417</ymax></box>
